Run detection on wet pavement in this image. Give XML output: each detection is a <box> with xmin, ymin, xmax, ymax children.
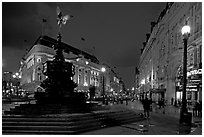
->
<box><xmin>2</xmin><ymin>100</ymin><xmax>202</xmax><ymax>135</ymax></box>
<box><xmin>81</xmin><ymin>100</ymin><xmax>202</xmax><ymax>135</ymax></box>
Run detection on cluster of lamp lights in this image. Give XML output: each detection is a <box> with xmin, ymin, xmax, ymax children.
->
<box><xmin>12</xmin><ymin>73</ymin><xmax>21</xmax><ymax>79</ymax></box>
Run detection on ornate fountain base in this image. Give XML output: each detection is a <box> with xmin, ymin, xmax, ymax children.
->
<box><xmin>34</xmin><ymin>91</ymin><xmax>86</xmax><ymax>105</ymax></box>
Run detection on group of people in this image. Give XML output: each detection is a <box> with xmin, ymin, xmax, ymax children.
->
<box><xmin>141</xmin><ymin>97</ymin><xmax>152</xmax><ymax>118</ymax></box>
<box><xmin>141</xmin><ymin>97</ymin><xmax>166</xmax><ymax>118</ymax></box>
<box><xmin>192</xmin><ymin>100</ymin><xmax>202</xmax><ymax>117</ymax></box>
<box><xmin>141</xmin><ymin>97</ymin><xmax>202</xmax><ymax>119</ymax></box>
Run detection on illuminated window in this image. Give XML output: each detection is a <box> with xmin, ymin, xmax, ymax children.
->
<box><xmin>78</xmin><ymin>74</ymin><xmax>81</xmax><ymax>85</ymax></box>
<box><xmin>90</xmin><ymin>77</ymin><xmax>94</xmax><ymax>85</ymax></box>
<box><xmin>32</xmin><ymin>69</ymin><xmax>35</xmax><ymax>81</ymax></box>
<box><xmin>27</xmin><ymin>58</ymin><xmax>34</xmax><ymax>69</ymax></box>
<box><xmin>37</xmin><ymin>57</ymin><xmax>41</xmax><ymax>63</ymax></box>
<box><xmin>38</xmin><ymin>73</ymin><xmax>41</xmax><ymax>81</ymax></box>
<box><xmin>84</xmin><ymin>75</ymin><xmax>88</xmax><ymax>86</ymax></box>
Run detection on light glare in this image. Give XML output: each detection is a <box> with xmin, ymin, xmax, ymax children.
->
<box><xmin>181</xmin><ymin>25</ymin><xmax>190</xmax><ymax>35</ymax></box>
<box><xmin>101</xmin><ymin>67</ymin><xmax>106</xmax><ymax>72</ymax></box>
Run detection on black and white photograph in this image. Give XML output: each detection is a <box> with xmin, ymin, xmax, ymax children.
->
<box><xmin>2</xmin><ymin>1</ymin><xmax>202</xmax><ymax>135</ymax></box>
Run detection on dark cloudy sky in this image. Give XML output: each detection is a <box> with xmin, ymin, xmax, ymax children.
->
<box><xmin>2</xmin><ymin>2</ymin><xmax>166</xmax><ymax>88</ymax></box>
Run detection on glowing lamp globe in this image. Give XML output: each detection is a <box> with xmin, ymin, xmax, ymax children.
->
<box><xmin>101</xmin><ymin>67</ymin><xmax>106</xmax><ymax>72</ymax></box>
<box><xmin>181</xmin><ymin>25</ymin><xmax>190</xmax><ymax>35</ymax></box>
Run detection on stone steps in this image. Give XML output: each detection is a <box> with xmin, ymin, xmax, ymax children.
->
<box><xmin>2</xmin><ymin>106</ymin><xmax>145</xmax><ymax>134</ymax></box>
<box><xmin>2</xmin><ymin>113</ymin><xmax>102</xmax><ymax>134</ymax></box>
<box><xmin>3</xmin><ymin>130</ymin><xmax>76</xmax><ymax>135</ymax></box>
<box><xmin>92</xmin><ymin>109</ymin><xmax>145</xmax><ymax>126</ymax></box>
<box><xmin>4</xmin><ymin>103</ymin><xmax>90</xmax><ymax>115</ymax></box>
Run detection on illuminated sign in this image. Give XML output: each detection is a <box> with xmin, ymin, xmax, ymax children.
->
<box><xmin>141</xmin><ymin>79</ymin><xmax>145</xmax><ymax>85</ymax></box>
<box><xmin>187</xmin><ymin>69</ymin><xmax>202</xmax><ymax>77</ymax></box>
<box><xmin>187</xmin><ymin>89</ymin><xmax>197</xmax><ymax>91</ymax></box>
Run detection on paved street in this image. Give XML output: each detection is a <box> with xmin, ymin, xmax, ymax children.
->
<box><xmin>81</xmin><ymin>100</ymin><xmax>202</xmax><ymax>135</ymax></box>
<box><xmin>2</xmin><ymin>100</ymin><xmax>202</xmax><ymax>135</ymax></box>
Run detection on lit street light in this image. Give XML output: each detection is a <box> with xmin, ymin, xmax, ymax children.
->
<box><xmin>101</xmin><ymin>67</ymin><xmax>106</xmax><ymax>73</ymax></box>
<box><xmin>179</xmin><ymin>23</ymin><xmax>191</xmax><ymax>126</ymax></box>
<box><xmin>101</xmin><ymin>67</ymin><xmax>106</xmax><ymax>104</ymax></box>
<box><xmin>12</xmin><ymin>72</ymin><xmax>21</xmax><ymax>96</ymax></box>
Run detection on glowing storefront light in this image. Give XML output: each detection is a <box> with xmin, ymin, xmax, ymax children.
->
<box><xmin>132</xmin><ymin>87</ymin><xmax>134</xmax><ymax>90</ymax></box>
<box><xmin>187</xmin><ymin>69</ymin><xmax>202</xmax><ymax>77</ymax></box>
<box><xmin>146</xmin><ymin>75</ymin><xmax>149</xmax><ymax>82</ymax></box>
<box><xmin>176</xmin><ymin>92</ymin><xmax>182</xmax><ymax>100</ymax></box>
<box><xmin>141</xmin><ymin>79</ymin><xmax>145</xmax><ymax>85</ymax></box>
<box><xmin>83</xmin><ymin>82</ymin><xmax>88</xmax><ymax>86</ymax></box>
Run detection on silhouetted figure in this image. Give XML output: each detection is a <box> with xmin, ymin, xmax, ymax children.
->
<box><xmin>141</xmin><ymin>97</ymin><xmax>152</xmax><ymax>118</ymax></box>
<box><xmin>171</xmin><ymin>97</ymin><xmax>174</xmax><ymax>105</ymax></box>
<box><xmin>158</xmin><ymin>98</ymin><xmax>165</xmax><ymax>109</ymax></box>
<box><xmin>174</xmin><ymin>99</ymin><xmax>177</xmax><ymax>106</ymax></box>
<box><xmin>178</xmin><ymin>100</ymin><xmax>181</xmax><ymax>107</ymax></box>
<box><xmin>125</xmin><ymin>96</ymin><xmax>128</xmax><ymax>105</ymax></box>
<box><xmin>198</xmin><ymin>100</ymin><xmax>202</xmax><ymax>117</ymax></box>
<box><xmin>193</xmin><ymin>101</ymin><xmax>199</xmax><ymax>117</ymax></box>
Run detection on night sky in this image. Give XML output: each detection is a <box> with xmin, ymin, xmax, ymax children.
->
<box><xmin>2</xmin><ymin>2</ymin><xmax>166</xmax><ymax>88</ymax></box>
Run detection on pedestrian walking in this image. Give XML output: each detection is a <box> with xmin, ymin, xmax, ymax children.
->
<box><xmin>193</xmin><ymin>101</ymin><xmax>199</xmax><ymax>117</ymax></box>
<box><xmin>198</xmin><ymin>100</ymin><xmax>202</xmax><ymax>117</ymax></box>
<box><xmin>141</xmin><ymin>97</ymin><xmax>152</xmax><ymax>118</ymax></box>
<box><xmin>171</xmin><ymin>97</ymin><xmax>174</xmax><ymax>105</ymax></box>
<box><xmin>125</xmin><ymin>96</ymin><xmax>128</xmax><ymax>105</ymax></box>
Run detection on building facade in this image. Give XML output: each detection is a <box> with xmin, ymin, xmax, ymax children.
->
<box><xmin>138</xmin><ymin>2</ymin><xmax>202</xmax><ymax>106</ymax></box>
<box><xmin>2</xmin><ymin>71</ymin><xmax>13</xmax><ymax>96</ymax></box>
<box><xmin>134</xmin><ymin>67</ymin><xmax>140</xmax><ymax>99</ymax></box>
<box><xmin>101</xmin><ymin>64</ymin><xmax>124</xmax><ymax>97</ymax></box>
<box><xmin>19</xmin><ymin>35</ymin><xmax>124</xmax><ymax>98</ymax></box>
<box><xmin>2</xmin><ymin>71</ymin><xmax>24</xmax><ymax>97</ymax></box>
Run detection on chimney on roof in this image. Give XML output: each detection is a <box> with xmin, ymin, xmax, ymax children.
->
<box><xmin>146</xmin><ymin>33</ymin><xmax>150</xmax><ymax>42</ymax></box>
<box><xmin>150</xmin><ymin>21</ymin><xmax>156</xmax><ymax>32</ymax></box>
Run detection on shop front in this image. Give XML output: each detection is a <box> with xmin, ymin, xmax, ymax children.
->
<box><xmin>150</xmin><ymin>88</ymin><xmax>166</xmax><ymax>103</ymax></box>
<box><xmin>187</xmin><ymin>68</ymin><xmax>202</xmax><ymax>103</ymax></box>
<box><xmin>175</xmin><ymin>66</ymin><xmax>202</xmax><ymax>108</ymax></box>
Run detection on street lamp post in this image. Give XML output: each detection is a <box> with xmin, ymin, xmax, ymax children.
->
<box><xmin>180</xmin><ymin>24</ymin><xmax>191</xmax><ymax>124</ymax></box>
<box><xmin>101</xmin><ymin>67</ymin><xmax>106</xmax><ymax>104</ymax></box>
<box><xmin>12</xmin><ymin>73</ymin><xmax>21</xmax><ymax>96</ymax></box>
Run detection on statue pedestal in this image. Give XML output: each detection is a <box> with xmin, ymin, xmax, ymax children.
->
<box><xmin>34</xmin><ymin>91</ymin><xmax>86</xmax><ymax>105</ymax></box>
<box><xmin>29</xmin><ymin>50</ymin><xmax>89</xmax><ymax>114</ymax></box>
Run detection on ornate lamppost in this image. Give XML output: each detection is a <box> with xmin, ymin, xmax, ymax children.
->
<box><xmin>179</xmin><ymin>23</ymin><xmax>191</xmax><ymax>125</ymax></box>
<box><xmin>101</xmin><ymin>67</ymin><xmax>106</xmax><ymax>104</ymax></box>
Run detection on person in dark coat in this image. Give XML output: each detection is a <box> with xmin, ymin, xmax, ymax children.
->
<box><xmin>141</xmin><ymin>97</ymin><xmax>152</xmax><ymax>118</ymax></box>
<box><xmin>171</xmin><ymin>97</ymin><xmax>174</xmax><ymax>105</ymax></box>
<box><xmin>198</xmin><ymin>100</ymin><xmax>202</xmax><ymax>117</ymax></box>
<box><xmin>193</xmin><ymin>101</ymin><xmax>199</xmax><ymax>117</ymax></box>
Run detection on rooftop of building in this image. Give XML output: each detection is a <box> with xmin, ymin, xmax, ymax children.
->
<box><xmin>26</xmin><ymin>35</ymin><xmax>100</xmax><ymax>64</ymax></box>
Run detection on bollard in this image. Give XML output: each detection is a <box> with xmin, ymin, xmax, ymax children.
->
<box><xmin>178</xmin><ymin>112</ymin><xmax>192</xmax><ymax>134</ymax></box>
